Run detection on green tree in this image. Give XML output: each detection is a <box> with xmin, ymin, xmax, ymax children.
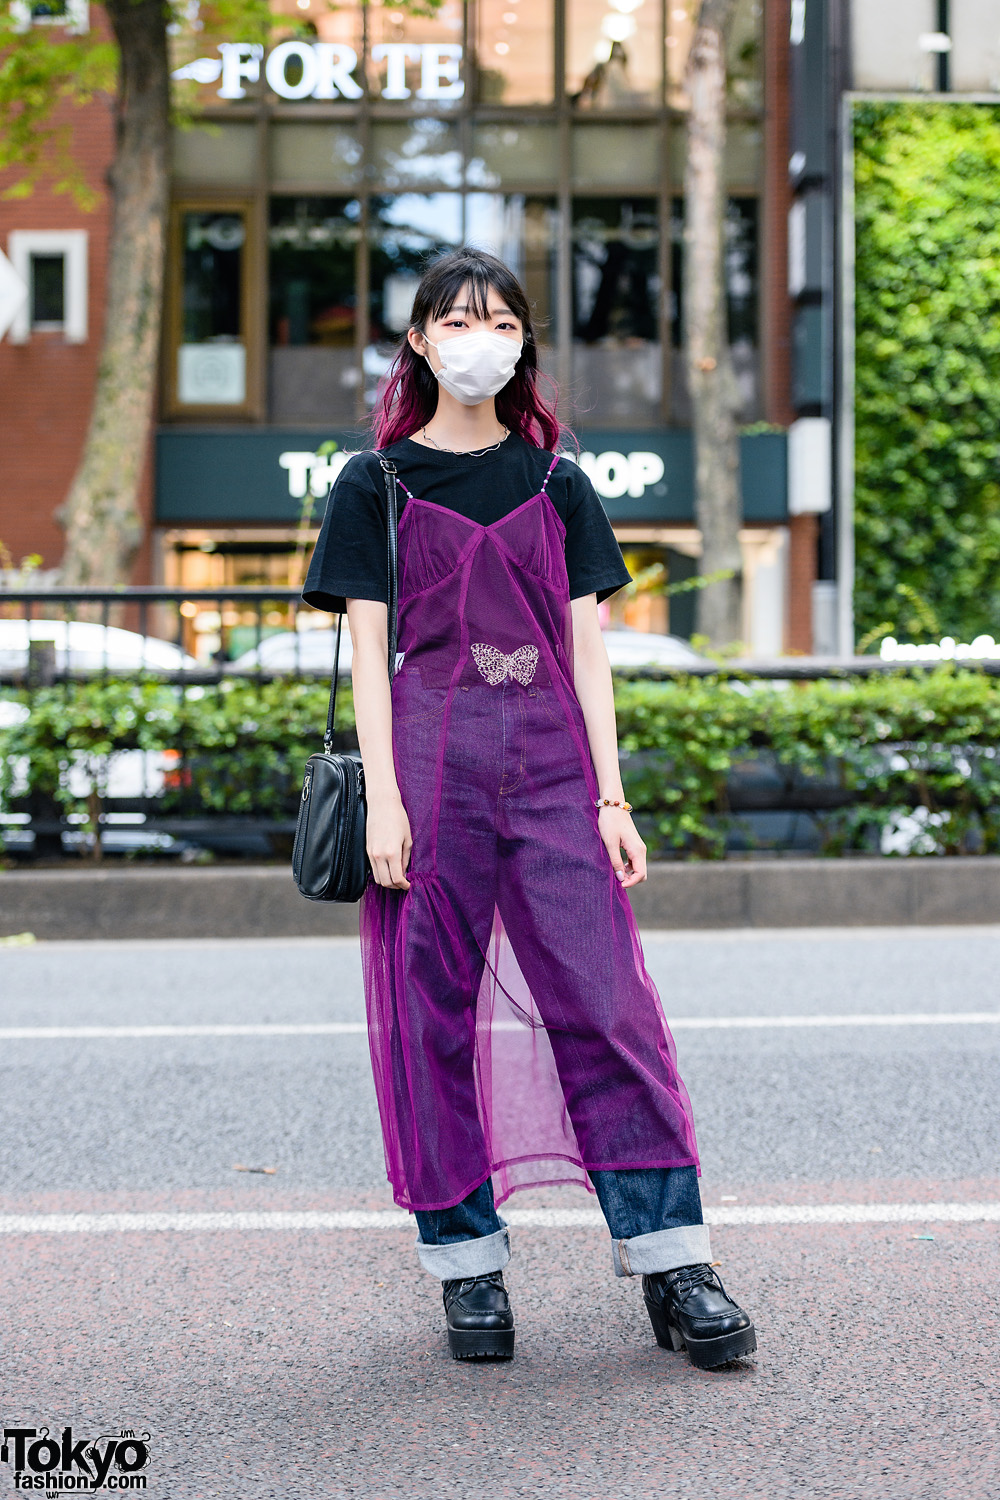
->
<box><xmin>854</xmin><ymin>100</ymin><xmax>1000</xmax><ymax>643</ymax></box>
<box><xmin>684</xmin><ymin>0</ymin><xmax>744</xmax><ymax>649</ymax></box>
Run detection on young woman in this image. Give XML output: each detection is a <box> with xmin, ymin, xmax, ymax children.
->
<box><xmin>303</xmin><ymin>248</ymin><xmax>756</xmax><ymax>1370</ymax></box>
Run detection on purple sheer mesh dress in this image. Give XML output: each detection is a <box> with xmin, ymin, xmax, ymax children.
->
<box><xmin>359</xmin><ymin>453</ymin><xmax>701</xmax><ymax>1212</ymax></box>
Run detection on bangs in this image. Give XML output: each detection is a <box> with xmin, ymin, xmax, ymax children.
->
<box><xmin>427</xmin><ymin>265</ymin><xmax>495</xmax><ymax>325</ymax></box>
<box><xmin>418</xmin><ymin>250</ymin><xmax>530</xmax><ymax>329</ymax></box>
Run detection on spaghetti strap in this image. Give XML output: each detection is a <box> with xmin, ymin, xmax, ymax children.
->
<box><xmin>385</xmin><ymin>453</ymin><xmax>558</xmax><ymax>505</ymax></box>
<box><xmin>539</xmin><ymin>453</ymin><xmax>561</xmax><ymax>493</ymax></box>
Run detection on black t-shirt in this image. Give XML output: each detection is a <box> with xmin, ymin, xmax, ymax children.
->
<box><xmin>301</xmin><ymin>433</ymin><xmax>632</xmax><ymax>616</ymax></box>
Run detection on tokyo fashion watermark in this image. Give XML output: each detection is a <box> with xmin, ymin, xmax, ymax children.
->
<box><xmin>1</xmin><ymin>1428</ymin><xmax>150</xmax><ymax>1491</ymax></box>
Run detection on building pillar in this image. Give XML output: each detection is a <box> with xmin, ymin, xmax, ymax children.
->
<box><xmin>786</xmin><ymin>513</ymin><xmax>818</xmax><ymax>653</ymax></box>
<box><xmin>763</xmin><ymin>0</ymin><xmax>816</xmax><ymax>653</ymax></box>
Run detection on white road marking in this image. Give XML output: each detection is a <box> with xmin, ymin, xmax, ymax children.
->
<box><xmin>0</xmin><ymin>1023</ymin><xmax>370</xmax><ymax>1039</ymax></box>
<box><xmin>641</xmin><ymin>925</ymin><xmax>1000</xmax><ymax>942</ymax></box>
<box><xmin>6</xmin><ymin>926</ymin><xmax>1000</xmax><ymax>953</ymax></box>
<box><xmin>1</xmin><ymin>1012</ymin><xmax>999</xmax><ymax>1040</ymax></box>
<box><xmin>666</xmin><ymin>1011</ymin><xmax>1000</xmax><ymax>1030</ymax></box>
<box><xmin>0</xmin><ymin>1203</ymin><xmax>996</xmax><ymax>1234</ymax></box>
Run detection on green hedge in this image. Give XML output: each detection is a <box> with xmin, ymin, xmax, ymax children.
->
<box><xmin>3</xmin><ymin>667</ymin><xmax>1000</xmax><ymax>858</ymax></box>
<box><xmin>854</xmin><ymin>100</ymin><xmax>1000</xmax><ymax>644</ymax></box>
<box><xmin>614</xmin><ymin>668</ymin><xmax>1000</xmax><ymax>856</ymax></box>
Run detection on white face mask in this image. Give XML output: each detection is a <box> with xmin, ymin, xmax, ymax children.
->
<box><xmin>423</xmin><ymin>329</ymin><xmax>523</xmax><ymax>406</ymax></box>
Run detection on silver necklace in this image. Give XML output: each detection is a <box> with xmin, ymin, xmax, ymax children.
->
<box><xmin>421</xmin><ymin>424</ymin><xmax>510</xmax><ymax>457</ymax></box>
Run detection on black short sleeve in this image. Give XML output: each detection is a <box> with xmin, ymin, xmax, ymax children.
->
<box><xmin>301</xmin><ymin>455</ymin><xmax>388</xmax><ymax>617</ymax></box>
<box><xmin>558</xmin><ymin>460</ymin><xmax>633</xmax><ymax>605</ymax></box>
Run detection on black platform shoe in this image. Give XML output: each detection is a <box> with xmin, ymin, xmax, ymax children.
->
<box><xmin>642</xmin><ymin>1263</ymin><xmax>756</xmax><ymax>1369</ymax></box>
<box><xmin>442</xmin><ymin>1270</ymin><xmax>515</xmax><ymax>1360</ymax></box>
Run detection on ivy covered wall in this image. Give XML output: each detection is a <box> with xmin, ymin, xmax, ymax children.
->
<box><xmin>854</xmin><ymin>100</ymin><xmax>1000</xmax><ymax>644</ymax></box>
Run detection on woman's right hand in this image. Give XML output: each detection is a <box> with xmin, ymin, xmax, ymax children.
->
<box><xmin>366</xmin><ymin>791</ymin><xmax>413</xmax><ymax>890</ymax></box>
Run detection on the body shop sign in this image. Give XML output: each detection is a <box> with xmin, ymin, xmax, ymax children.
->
<box><xmin>155</xmin><ymin>430</ymin><xmax>788</xmax><ymax>525</ymax></box>
<box><xmin>172</xmin><ymin>41</ymin><xmax>463</xmax><ymax>102</ymax></box>
<box><xmin>277</xmin><ymin>447</ymin><xmax>667</xmax><ymax>502</ymax></box>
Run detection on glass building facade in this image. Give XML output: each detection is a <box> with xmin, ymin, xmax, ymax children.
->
<box><xmin>159</xmin><ymin>0</ymin><xmax>787</xmax><ymax>645</ymax></box>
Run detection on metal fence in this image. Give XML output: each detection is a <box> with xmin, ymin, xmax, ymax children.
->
<box><xmin>2</xmin><ymin>587</ymin><xmax>997</xmax><ymax>860</ymax></box>
<box><xmin>4</xmin><ymin>586</ymin><xmax>1000</xmax><ymax>682</ymax></box>
<box><xmin>0</xmin><ymin>586</ymin><xmax>329</xmax><ymax>685</ymax></box>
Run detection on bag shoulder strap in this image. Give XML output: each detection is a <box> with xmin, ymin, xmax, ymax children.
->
<box><xmin>324</xmin><ymin>450</ymin><xmax>400</xmax><ymax>753</ymax></box>
<box><xmin>380</xmin><ymin>453</ymin><xmax>400</xmax><ymax>689</ymax></box>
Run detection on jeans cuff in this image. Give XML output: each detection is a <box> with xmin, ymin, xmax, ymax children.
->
<box><xmin>414</xmin><ymin>1219</ymin><xmax>511</xmax><ymax>1281</ymax></box>
<box><xmin>611</xmin><ymin>1223</ymin><xmax>712</xmax><ymax>1278</ymax></box>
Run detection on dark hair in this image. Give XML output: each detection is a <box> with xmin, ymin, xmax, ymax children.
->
<box><xmin>370</xmin><ymin>247</ymin><xmax>565</xmax><ymax>450</ymax></box>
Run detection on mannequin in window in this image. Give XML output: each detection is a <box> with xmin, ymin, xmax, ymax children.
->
<box><xmin>571</xmin><ymin>42</ymin><xmax>640</xmax><ymax>110</ymax></box>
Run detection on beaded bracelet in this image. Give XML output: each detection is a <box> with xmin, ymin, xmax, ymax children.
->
<box><xmin>595</xmin><ymin>796</ymin><xmax>633</xmax><ymax>812</ymax></box>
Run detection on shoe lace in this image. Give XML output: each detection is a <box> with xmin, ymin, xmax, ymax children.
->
<box><xmin>664</xmin><ymin>1263</ymin><xmax>722</xmax><ymax>1305</ymax></box>
<box><xmin>444</xmin><ymin>1270</ymin><xmax>505</xmax><ymax>1303</ymax></box>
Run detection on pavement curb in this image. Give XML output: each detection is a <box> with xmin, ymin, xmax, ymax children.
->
<box><xmin>2</xmin><ymin>858</ymin><xmax>1000</xmax><ymax>939</ymax></box>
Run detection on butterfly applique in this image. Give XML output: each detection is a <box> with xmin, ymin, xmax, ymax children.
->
<box><xmin>470</xmin><ymin>642</ymin><xmax>540</xmax><ymax>686</ymax></box>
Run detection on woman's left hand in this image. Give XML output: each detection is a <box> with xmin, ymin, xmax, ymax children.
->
<box><xmin>598</xmin><ymin>806</ymin><xmax>647</xmax><ymax>887</ymax></box>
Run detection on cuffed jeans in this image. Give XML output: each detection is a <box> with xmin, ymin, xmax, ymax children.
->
<box><xmin>413</xmin><ymin>1166</ymin><xmax>712</xmax><ymax>1281</ymax></box>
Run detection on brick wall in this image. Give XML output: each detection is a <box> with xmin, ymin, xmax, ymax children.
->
<box><xmin>0</xmin><ymin>27</ymin><xmax>154</xmax><ymax>582</ymax></box>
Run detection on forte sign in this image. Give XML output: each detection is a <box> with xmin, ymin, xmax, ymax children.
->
<box><xmin>172</xmin><ymin>41</ymin><xmax>464</xmax><ymax>102</ymax></box>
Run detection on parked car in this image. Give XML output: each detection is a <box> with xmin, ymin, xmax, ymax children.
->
<box><xmin>0</xmin><ymin>619</ymin><xmax>198</xmax><ymax>673</ymax></box>
<box><xmin>601</xmin><ymin>629</ymin><xmax>708</xmax><ymax>670</ymax></box>
<box><xmin>230</xmin><ymin>626</ymin><xmax>352</xmax><ymax>674</ymax></box>
<box><xmin>0</xmin><ymin>699</ymin><xmax>28</xmax><ymax>728</ymax></box>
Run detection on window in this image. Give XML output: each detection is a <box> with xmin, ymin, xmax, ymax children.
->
<box><xmin>467</xmin><ymin>124</ymin><xmax>559</xmax><ymax>189</ymax></box>
<box><xmin>371</xmin><ymin>120</ymin><xmax>463</xmax><ymax>189</ymax></box>
<box><xmin>666</xmin><ymin>0</ymin><xmax>762</xmax><ymax>110</ymax></box>
<box><xmin>476</xmin><ymin>0</ymin><xmax>554</xmax><ymax>105</ymax></box>
<box><xmin>366</xmin><ymin>0</ymin><xmax>465</xmax><ymax>105</ymax></box>
<box><xmin>30</xmin><ymin>254</ymin><xmax>65</xmax><ymax>327</ymax></box>
<box><xmin>164</xmin><ymin>205</ymin><xmax>256</xmax><ymax>414</ymax></box>
<box><xmin>669</xmin><ymin>196</ymin><xmax>760</xmax><ymax>423</ymax></box>
<box><xmin>566</xmin><ymin>0</ymin><xmax>661</xmax><ymax>109</ymax></box>
<box><xmin>668</xmin><ymin>121</ymin><xmax>762</xmax><ymax>189</ymax></box>
<box><xmin>572</xmin><ymin>199</ymin><xmax>660</xmax><ymax>426</ymax></box>
<box><xmin>572</xmin><ymin>124</ymin><xmax>660</xmax><ymax>188</ymax></box>
<box><xmin>466</xmin><ymin>194</ymin><xmax>559</xmax><ymax>352</ymax></box>
<box><xmin>10</xmin><ymin>0</ymin><xmax>89</xmax><ymax>32</ymax></box>
<box><xmin>270</xmin><ymin>125</ymin><xmax>364</xmax><ymax>189</ymax></box>
<box><xmin>366</xmin><ymin>193</ymin><xmax>464</xmax><ymax>405</ymax></box>
<box><xmin>6</xmin><ymin>230</ymin><xmax>87</xmax><ymax>343</ymax></box>
<box><xmin>269</xmin><ymin>197</ymin><xmax>361</xmax><ymax>424</ymax></box>
<box><xmin>269</xmin><ymin>0</ymin><xmax>361</xmax><ymax>53</ymax></box>
<box><xmin>665</xmin><ymin>2</ymin><xmax>696</xmax><ymax>109</ymax></box>
<box><xmin>173</xmin><ymin>124</ymin><xmax>257</xmax><ymax>187</ymax></box>
<box><xmin>727</xmin><ymin>0</ymin><xmax>763</xmax><ymax>111</ymax></box>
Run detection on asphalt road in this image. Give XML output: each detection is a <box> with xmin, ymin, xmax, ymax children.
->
<box><xmin>1</xmin><ymin>927</ymin><xmax>998</xmax><ymax>1498</ymax></box>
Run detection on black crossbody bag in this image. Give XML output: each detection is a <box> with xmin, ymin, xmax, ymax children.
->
<box><xmin>292</xmin><ymin>455</ymin><xmax>400</xmax><ymax>902</ymax></box>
